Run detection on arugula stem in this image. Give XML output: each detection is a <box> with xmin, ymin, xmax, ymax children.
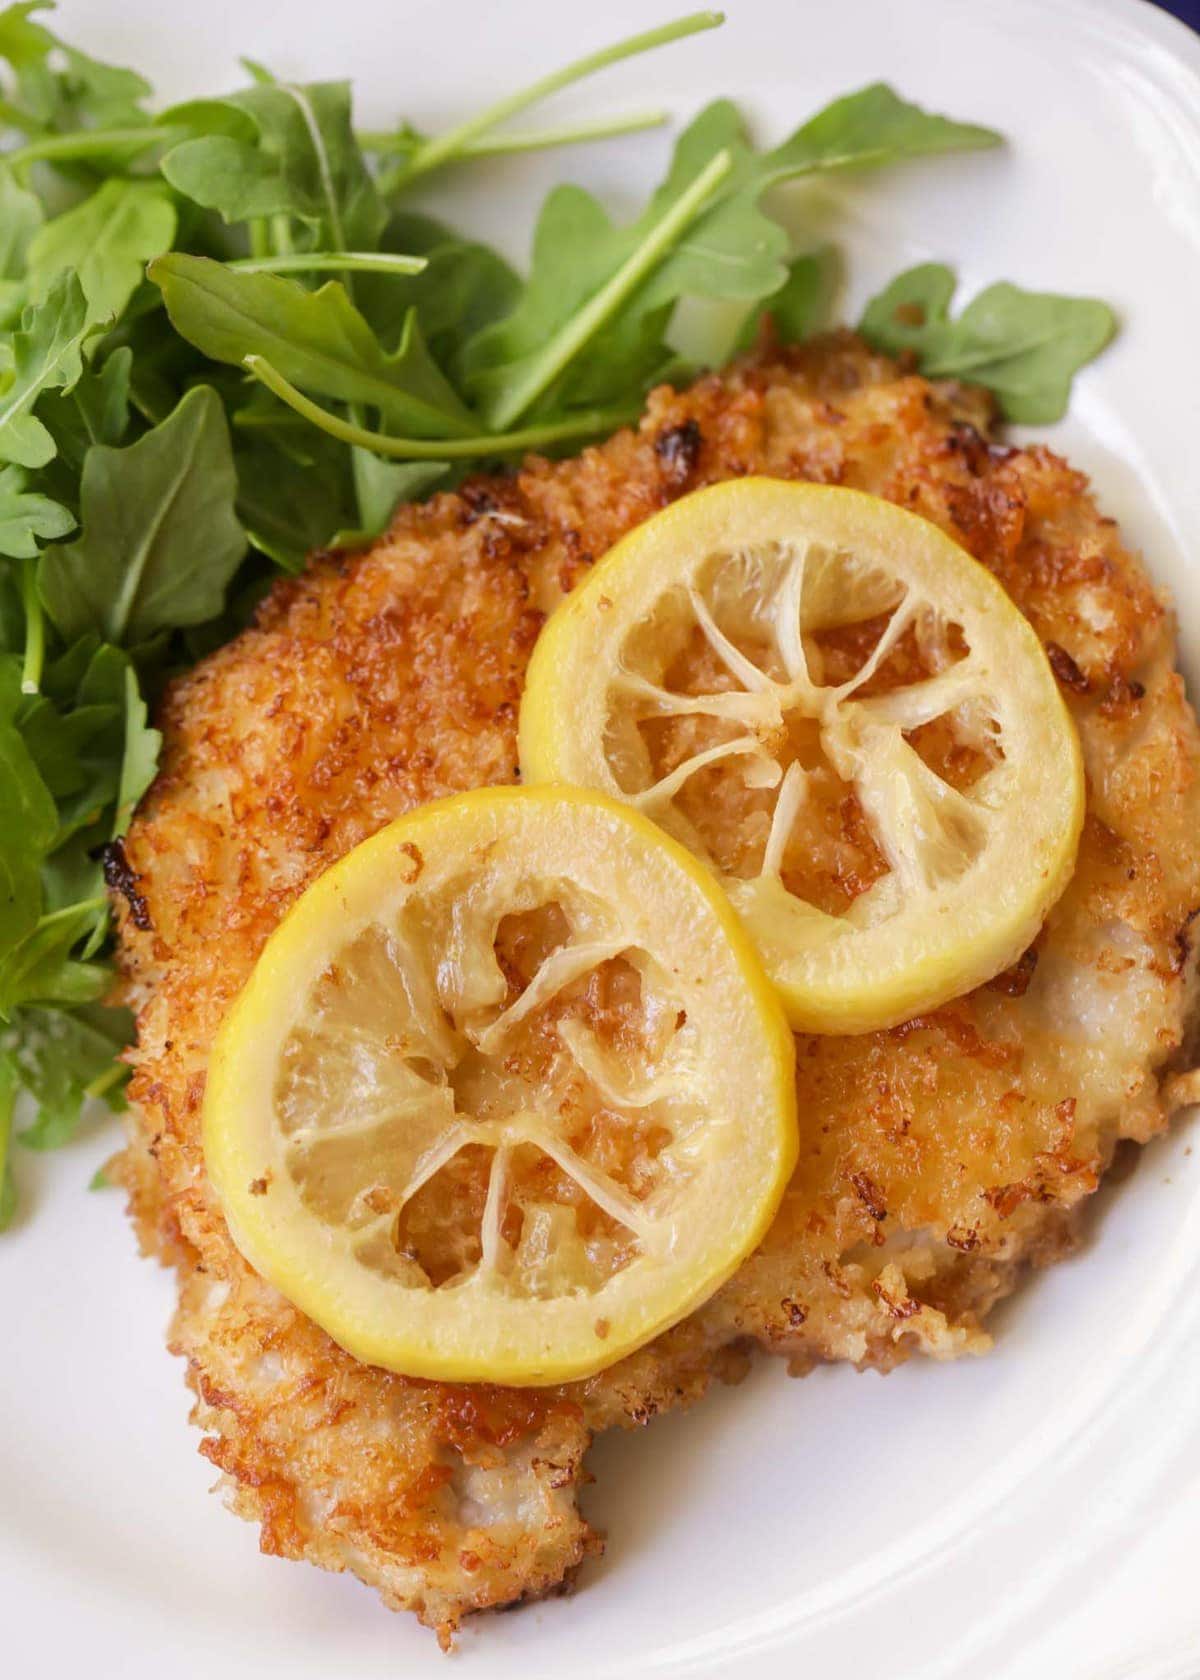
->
<box><xmin>487</xmin><ymin>145</ymin><xmax>732</xmax><ymax>431</ymax></box>
<box><xmin>248</xmin><ymin>218</ymin><xmax>272</xmax><ymax>260</ymax></box>
<box><xmin>396</xmin><ymin>12</ymin><xmax>722</xmax><ymax>185</ymax></box>
<box><xmin>19</xmin><ymin>555</ymin><xmax>44</xmax><ymax>695</ymax></box>
<box><xmin>369</xmin><ymin>110</ymin><xmax>668</xmax><ymax>155</ymax></box>
<box><xmin>226</xmin><ymin>250</ymin><xmax>427</xmax><ymax>277</ymax></box>
<box><xmin>272</xmin><ymin>81</ymin><xmax>375</xmax><ymax>522</ymax></box>
<box><xmin>84</xmin><ymin>1060</ymin><xmax>127</xmax><ymax>1102</ymax></box>
<box><xmin>0</xmin><ymin>97</ymin><xmax>43</xmax><ymax>138</ymax></box>
<box><xmin>33</xmin><ymin>898</ymin><xmax>107</xmax><ymax>932</ymax></box>
<box><xmin>243</xmin><ymin>355</ymin><xmax>638</xmax><ymax>458</ymax></box>
<box><xmin>365</xmin><ymin>107</ymin><xmax>667</xmax><ymax>161</ymax></box>
<box><xmin>5</xmin><ymin>125</ymin><xmax>178</xmax><ymax>172</ymax></box>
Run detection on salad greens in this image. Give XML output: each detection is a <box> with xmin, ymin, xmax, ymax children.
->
<box><xmin>859</xmin><ymin>263</ymin><xmax>1116</xmax><ymax>423</ymax></box>
<box><xmin>0</xmin><ymin>2</ymin><xmax>1116</xmax><ymax>1230</ymax></box>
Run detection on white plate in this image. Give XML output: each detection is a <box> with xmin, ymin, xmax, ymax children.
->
<box><xmin>4</xmin><ymin>1</ymin><xmax>1200</xmax><ymax>1675</ymax></box>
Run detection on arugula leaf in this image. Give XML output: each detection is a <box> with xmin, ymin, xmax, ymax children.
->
<box><xmin>0</xmin><ymin>567</ymin><xmax>20</xmax><ymax>652</ymax></box>
<box><xmin>342</xmin><ymin>452</ymin><xmax>447</xmax><ymax>547</ymax></box>
<box><xmin>0</xmin><ymin>2</ymin><xmax>152</xmax><ymax>136</ymax></box>
<box><xmin>180</xmin><ymin>565</ymin><xmax>272</xmax><ymax>661</ymax></box>
<box><xmin>0</xmin><ymin>270</ymin><xmax>87</xmax><ymax>468</ymax></box>
<box><xmin>357</xmin><ymin>211</ymin><xmax>520</xmax><ymax>369</ymax></box>
<box><xmin>0</xmin><ymin>462</ymin><xmax>72</xmax><ymax>555</ymax></box>
<box><xmin>149</xmin><ymin>253</ymin><xmax>475</xmax><ymax>437</ymax></box>
<box><xmin>27</xmin><ymin>178</ymin><xmax>177</xmax><ymax>328</ymax></box>
<box><xmin>38</xmin><ymin>343</ymin><xmax>133</xmax><ymax>475</ymax></box>
<box><xmin>71</xmin><ymin>343</ymin><xmax>132</xmax><ymax>446</ymax></box>
<box><xmin>114</xmin><ymin>663</ymin><xmax>160</xmax><ymax>834</ymax></box>
<box><xmin>0</xmin><ymin>1048</ymin><xmax>16</xmax><ymax>1229</ymax></box>
<box><xmin>232</xmin><ymin>430</ymin><xmax>354</xmax><ymax>571</ymax></box>
<box><xmin>39</xmin><ymin>641</ymin><xmax>126</xmax><ymax>838</ymax></box>
<box><xmin>733</xmin><ymin>247</ymin><xmax>836</xmax><ymax>352</ymax></box>
<box><xmin>12</xmin><ymin>1003</ymin><xmax>131</xmax><ymax>1150</ymax></box>
<box><xmin>462</xmin><ymin>86</ymin><xmax>1000</xmax><ymax>427</ymax></box>
<box><xmin>38</xmin><ymin>384</ymin><xmax>246</xmax><ymax>644</ymax></box>
<box><xmin>0</xmin><ymin>898</ymin><xmax>108</xmax><ymax>1015</ymax></box>
<box><xmin>0</xmin><ymin>161</ymin><xmax>41</xmax><ymax>324</ymax></box>
<box><xmin>859</xmin><ymin>263</ymin><xmax>1117</xmax><ymax>422</ymax></box>
<box><xmin>0</xmin><ymin>711</ymin><xmax>54</xmax><ymax>954</ymax></box>
<box><xmin>13</xmin><ymin>693</ymin><xmax>116</xmax><ymax>799</ymax></box>
<box><xmin>0</xmin><ymin>638</ymin><xmax>131</xmax><ymax>1013</ymax></box>
<box><xmin>160</xmin><ymin>78</ymin><xmax>384</xmax><ymax>251</ymax></box>
<box><xmin>766</xmin><ymin>82</ymin><xmax>1000</xmax><ymax>177</ymax></box>
<box><xmin>469</xmin><ymin>147</ymin><xmax>735</xmax><ymax>428</ymax></box>
<box><xmin>0</xmin><ymin>1</ymin><xmax>51</xmax><ymax>73</ymax></box>
<box><xmin>644</xmin><ymin>83</ymin><xmax>998</xmax><ymax>312</ymax></box>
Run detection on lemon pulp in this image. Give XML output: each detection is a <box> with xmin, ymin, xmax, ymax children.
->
<box><xmin>519</xmin><ymin>478</ymin><xmax>1084</xmax><ymax>1032</ymax></box>
<box><xmin>204</xmin><ymin>785</ymin><xmax>796</xmax><ymax>1385</ymax></box>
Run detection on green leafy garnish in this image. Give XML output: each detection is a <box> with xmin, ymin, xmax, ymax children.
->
<box><xmin>0</xmin><ymin>705</ymin><xmax>55</xmax><ymax>952</ymax></box>
<box><xmin>859</xmin><ymin>263</ymin><xmax>1117</xmax><ymax>422</ymax></box>
<box><xmin>39</xmin><ymin>385</ymin><xmax>245</xmax><ymax>644</ymax></box>
<box><xmin>0</xmin><ymin>6</ymin><xmax>1118</xmax><ymax>1230</ymax></box>
<box><xmin>114</xmin><ymin>662</ymin><xmax>160</xmax><ymax>835</ymax></box>
<box><xmin>460</xmin><ymin>86</ymin><xmax>1000</xmax><ymax>430</ymax></box>
<box><xmin>160</xmin><ymin>78</ymin><xmax>385</xmax><ymax>252</ymax></box>
<box><xmin>0</xmin><ymin>271</ymin><xmax>87</xmax><ymax>467</ymax></box>
<box><xmin>0</xmin><ymin>463</ymin><xmax>71</xmax><ymax>555</ymax></box>
<box><xmin>10</xmin><ymin>1003</ymin><xmax>131</xmax><ymax>1150</ymax></box>
<box><xmin>27</xmin><ymin>179</ymin><xmax>177</xmax><ymax>329</ymax></box>
<box><xmin>734</xmin><ymin>249</ymin><xmax>837</xmax><ymax>352</ymax></box>
<box><xmin>149</xmin><ymin>254</ymin><xmax>475</xmax><ymax>438</ymax></box>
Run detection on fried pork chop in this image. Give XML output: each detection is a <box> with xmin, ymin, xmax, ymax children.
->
<box><xmin>112</xmin><ymin>335</ymin><xmax>1200</xmax><ymax>1643</ymax></box>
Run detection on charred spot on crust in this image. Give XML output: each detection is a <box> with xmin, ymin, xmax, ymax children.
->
<box><xmin>459</xmin><ymin>483</ymin><xmax>499</xmax><ymax>524</ymax></box>
<box><xmin>946</xmin><ymin>1225</ymin><xmax>981</xmax><ymax>1251</ymax></box>
<box><xmin>1172</xmin><ymin>907</ymin><xmax>1200</xmax><ymax>975</ymax></box>
<box><xmin>849</xmin><ymin>1170</ymin><xmax>887</xmax><ymax>1222</ymax></box>
<box><xmin>871</xmin><ymin>1279</ymin><xmax>921</xmax><ymax>1320</ymax></box>
<box><xmin>1045</xmin><ymin>641</ymin><xmax>1090</xmax><ymax>694</ymax></box>
<box><xmin>947</xmin><ymin>420</ymin><xmax>991</xmax><ymax>476</ymax></box>
<box><xmin>654</xmin><ymin>419</ymin><xmax>703</xmax><ymax>490</ymax></box>
<box><xmin>987</xmin><ymin>945</ymin><xmax>1039</xmax><ymax>997</ymax></box>
<box><xmin>1099</xmin><ymin>672</ymin><xmax>1146</xmax><ymax>717</ymax></box>
<box><xmin>100</xmin><ymin>838</ymin><xmax>152</xmax><ymax>930</ymax></box>
<box><xmin>459</xmin><ymin>479</ymin><xmax>527</xmax><ymax>531</ymax></box>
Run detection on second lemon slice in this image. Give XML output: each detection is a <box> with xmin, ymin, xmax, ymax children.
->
<box><xmin>519</xmin><ymin>479</ymin><xmax>1084</xmax><ymax>1033</ymax></box>
<box><xmin>204</xmin><ymin>785</ymin><xmax>796</xmax><ymax>1386</ymax></box>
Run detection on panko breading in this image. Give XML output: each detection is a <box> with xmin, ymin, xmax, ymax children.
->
<box><xmin>112</xmin><ymin>334</ymin><xmax>1200</xmax><ymax>1643</ymax></box>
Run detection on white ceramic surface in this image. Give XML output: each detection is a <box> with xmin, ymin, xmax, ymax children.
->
<box><xmin>3</xmin><ymin>2</ymin><xmax>1199</xmax><ymax>1676</ymax></box>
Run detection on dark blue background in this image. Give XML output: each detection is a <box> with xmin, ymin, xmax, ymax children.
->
<box><xmin>1152</xmin><ymin>0</ymin><xmax>1199</xmax><ymax>31</ymax></box>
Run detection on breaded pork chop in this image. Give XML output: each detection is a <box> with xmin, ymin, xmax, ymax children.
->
<box><xmin>113</xmin><ymin>335</ymin><xmax>1200</xmax><ymax>1642</ymax></box>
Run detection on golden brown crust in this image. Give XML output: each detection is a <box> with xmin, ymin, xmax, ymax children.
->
<box><xmin>114</xmin><ymin>332</ymin><xmax>1200</xmax><ymax>1638</ymax></box>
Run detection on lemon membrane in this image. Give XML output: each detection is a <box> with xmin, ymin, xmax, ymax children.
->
<box><xmin>520</xmin><ymin>479</ymin><xmax>1084</xmax><ymax>1032</ymax></box>
<box><xmin>204</xmin><ymin>785</ymin><xmax>797</xmax><ymax>1385</ymax></box>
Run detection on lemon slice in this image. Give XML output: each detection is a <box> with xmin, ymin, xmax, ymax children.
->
<box><xmin>519</xmin><ymin>479</ymin><xmax>1083</xmax><ymax>1033</ymax></box>
<box><xmin>203</xmin><ymin>785</ymin><xmax>796</xmax><ymax>1385</ymax></box>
